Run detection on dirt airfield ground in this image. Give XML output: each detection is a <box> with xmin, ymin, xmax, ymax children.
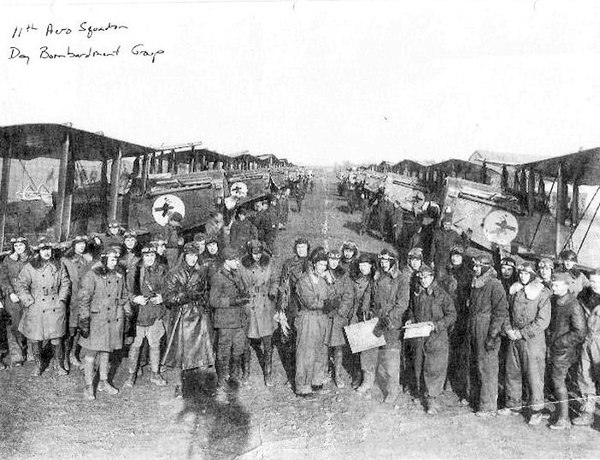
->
<box><xmin>1</xmin><ymin>171</ymin><xmax>599</xmax><ymax>459</ymax></box>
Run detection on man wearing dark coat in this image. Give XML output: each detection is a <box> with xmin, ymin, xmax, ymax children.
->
<box><xmin>547</xmin><ymin>271</ymin><xmax>587</xmax><ymax>429</ymax></box>
<box><xmin>239</xmin><ymin>240</ymin><xmax>278</xmax><ymax>386</ymax></box>
<box><xmin>60</xmin><ymin>235</ymin><xmax>94</xmax><ymax>371</ymax></box>
<box><xmin>406</xmin><ymin>264</ymin><xmax>456</xmax><ymax>415</ymax></box>
<box><xmin>358</xmin><ymin>249</ymin><xmax>410</xmax><ymax>406</ymax></box>
<box><xmin>164</xmin><ymin>243</ymin><xmax>213</xmax><ymax>399</ymax></box>
<box><xmin>438</xmin><ymin>245</ymin><xmax>472</xmax><ymax>403</ymax></box>
<box><xmin>209</xmin><ymin>247</ymin><xmax>249</xmax><ymax>401</ymax></box>
<box><xmin>229</xmin><ymin>207</ymin><xmax>259</xmax><ymax>253</ymax></box>
<box><xmin>276</xmin><ymin>237</ymin><xmax>310</xmax><ymax>385</ymax></box>
<box><xmin>0</xmin><ymin>236</ymin><xmax>32</xmax><ymax>367</ymax></box>
<box><xmin>467</xmin><ymin>254</ymin><xmax>509</xmax><ymax>416</ymax></box>
<box><xmin>125</xmin><ymin>244</ymin><xmax>169</xmax><ymax>388</ymax></box>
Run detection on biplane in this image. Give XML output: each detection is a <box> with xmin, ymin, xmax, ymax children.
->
<box><xmin>0</xmin><ymin>123</ymin><xmax>295</xmax><ymax>251</ymax></box>
<box><xmin>356</xmin><ymin>148</ymin><xmax>600</xmax><ymax>269</ymax></box>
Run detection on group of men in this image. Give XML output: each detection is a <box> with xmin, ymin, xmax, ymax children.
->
<box><xmin>272</xmin><ymin>235</ymin><xmax>600</xmax><ymax>432</ymax></box>
<box><xmin>0</xmin><ymin>186</ymin><xmax>300</xmax><ymax>401</ymax></box>
<box><xmin>1</xmin><ymin>181</ymin><xmax>599</xmax><ymax>432</ymax></box>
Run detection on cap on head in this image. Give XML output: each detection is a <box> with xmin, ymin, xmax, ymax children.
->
<box><xmin>378</xmin><ymin>249</ymin><xmax>396</xmax><ymax>261</ymax></box>
<box><xmin>551</xmin><ymin>271</ymin><xmax>572</xmax><ymax>285</ymax></box>
<box><xmin>101</xmin><ymin>244</ymin><xmax>121</xmax><ymax>257</ymax></box>
<box><xmin>517</xmin><ymin>261</ymin><xmax>537</xmax><ymax>277</ymax></box>
<box><xmin>170</xmin><ymin>212</ymin><xmax>183</xmax><ymax>223</ymax></box>
<box><xmin>559</xmin><ymin>249</ymin><xmax>577</xmax><ymax>262</ymax></box>
<box><xmin>310</xmin><ymin>248</ymin><xmax>329</xmax><ymax>264</ymax></box>
<box><xmin>123</xmin><ymin>230</ymin><xmax>138</xmax><ymax>239</ymax></box>
<box><xmin>294</xmin><ymin>237</ymin><xmax>309</xmax><ymax>248</ymax></box>
<box><xmin>36</xmin><ymin>236</ymin><xmax>56</xmax><ymax>250</ymax></box>
<box><xmin>10</xmin><ymin>236</ymin><xmax>29</xmax><ymax>245</ymax></box>
<box><xmin>407</xmin><ymin>247</ymin><xmax>423</xmax><ymax>260</ymax></box>
<box><xmin>473</xmin><ymin>254</ymin><xmax>492</xmax><ymax>266</ymax></box>
<box><xmin>418</xmin><ymin>264</ymin><xmax>434</xmax><ymax>277</ymax></box>
<box><xmin>141</xmin><ymin>244</ymin><xmax>157</xmax><ymax>254</ymax></box>
<box><xmin>183</xmin><ymin>242</ymin><xmax>198</xmax><ymax>255</ymax></box>
<box><xmin>341</xmin><ymin>240</ymin><xmax>358</xmax><ymax>253</ymax></box>
<box><xmin>247</xmin><ymin>239</ymin><xmax>263</xmax><ymax>254</ymax></box>
<box><xmin>206</xmin><ymin>235</ymin><xmax>220</xmax><ymax>246</ymax></box>
<box><xmin>538</xmin><ymin>258</ymin><xmax>554</xmax><ymax>270</ymax></box>
<box><xmin>328</xmin><ymin>249</ymin><xmax>342</xmax><ymax>260</ymax></box>
<box><xmin>73</xmin><ymin>235</ymin><xmax>89</xmax><ymax>244</ymax></box>
<box><xmin>222</xmin><ymin>247</ymin><xmax>239</xmax><ymax>261</ymax></box>
<box><xmin>500</xmin><ymin>257</ymin><xmax>516</xmax><ymax>268</ymax></box>
<box><xmin>108</xmin><ymin>220</ymin><xmax>121</xmax><ymax>229</ymax></box>
<box><xmin>356</xmin><ymin>253</ymin><xmax>373</xmax><ymax>265</ymax></box>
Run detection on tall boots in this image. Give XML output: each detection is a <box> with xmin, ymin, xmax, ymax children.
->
<box><xmin>573</xmin><ymin>396</ymin><xmax>596</xmax><ymax>426</ymax></box>
<box><xmin>52</xmin><ymin>341</ymin><xmax>68</xmax><ymax>376</ymax></box>
<box><xmin>351</xmin><ymin>354</ymin><xmax>362</xmax><ymax>390</ymax></box>
<box><xmin>550</xmin><ymin>389</ymin><xmax>571</xmax><ymax>430</ymax></box>
<box><xmin>64</xmin><ymin>334</ymin><xmax>73</xmax><ymax>372</ymax></box>
<box><xmin>215</xmin><ymin>357</ymin><xmax>230</xmax><ymax>402</ymax></box>
<box><xmin>83</xmin><ymin>355</ymin><xmax>96</xmax><ymax>400</ymax></box>
<box><xmin>124</xmin><ymin>347</ymin><xmax>140</xmax><ymax>388</ymax></box>
<box><xmin>230</xmin><ymin>355</ymin><xmax>243</xmax><ymax>385</ymax></box>
<box><xmin>356</xmin><ymin>370</ymin><xmax>374</xmax><ymax>394</ymax></box>
<box><xmin>31</xmin><ymin>341</ymin><xmax>43</xmax><ymax>377</ymax></box>
<box><xmin>264</xmin><ymin>343</ymin><xmax>274</xmax><ymax>387</ymax></box>
<box><xmin>150</xmin><ymin>347</ymin><xmax>167</xmax><ymax>386</ymax></box>
<box><xmin>65</xmin><ymin>329</ymin><xmax>81</xmax><ymax>371</ymax></box>
<box><xmin>333</xmin><ymin>347</ymin><xmax>345</xmax><ymax>388</ymax></box>
<box><xmin>240</xmin><ymin>348</ymin><xmax>251</xmax><ymax>385</ymax></box>
<box><xmin>97</xmin><ymin>352</ymin><xmax>118</xmax><ymax>395</ymax></box>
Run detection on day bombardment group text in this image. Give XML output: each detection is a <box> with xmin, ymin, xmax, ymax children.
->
<box><xmin>7</xmin><ymin>21</ymin><xmax>165</xmax><ymax>64</ymax></box>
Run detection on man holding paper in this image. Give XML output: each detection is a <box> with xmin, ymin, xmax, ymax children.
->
<box><xmin>406</xmin><ymin>264</ymin><xmax>456</xmax><ymax>415</ymax></box>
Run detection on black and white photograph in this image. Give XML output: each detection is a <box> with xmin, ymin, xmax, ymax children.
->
<box><xmin>1</xmin><ymin>0</ymin><xmax>600</xmax><ymax>458</ymax></box>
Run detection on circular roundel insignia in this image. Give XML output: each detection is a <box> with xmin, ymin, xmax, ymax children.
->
<box><xmin>230</xmin><ymin>182</ymin><xmax>248</xmax><ymax>200</ymax></box>
<box><xmin>483</xmin><ymin>210</ymin><xmax>519</xmax><ymax>245</ymax></box>
<box><xmin>152</xmin><ymin>195</ymin><xmax>185</xmax><ymax>227</ymax></box>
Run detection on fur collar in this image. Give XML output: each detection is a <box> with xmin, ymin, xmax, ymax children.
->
<box><xmin>329</xmin><ymin>266</ymin><xmax>347</xmax><ymax>280</ymax></box>
<box><xmin>556</xmin><ymin>292</ymin><xmax>576</xmax><ymax>306</ymax></box>
<box><xmin>510</xmin><ymin>280</ymin><xmax>544</xmax><ymax>300</ymax></box>
<box><xmin>241</xmin><ymin>253</ymin><xmax>271</xmax><ymax>268</ymax></box>
<box><xmin>472</xmin><ymin>267</ymin><xmax>497</xmax><ymax>289</ymax></box>
<box><xmin>30</xmin><ymin>255</ymin><xmax>60</xmax><ymax>271</ymax></box>
<box><xmin>9</xmin><ymin>251</ymin><xmax>30</xmax><ymax>262</ymax></box>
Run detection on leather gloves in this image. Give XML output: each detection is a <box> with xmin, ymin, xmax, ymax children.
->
<box><xmin>79</xmin><ymin>317</ymin><xmax>91</xmax><ymax>339</ymax></box>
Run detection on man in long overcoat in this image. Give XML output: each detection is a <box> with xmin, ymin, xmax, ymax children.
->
<box><xmin>16</xmin><ymin>236</ymin><xmax>71</xmax><ymax>377</ymax></box>
<box><xmin>0</xmin><ymin>236</ymin><xmax>31</xmax><ymax>367</ymax></box>
<box><xmin>61</xmin><ymin>235</ymin><xmax>93</xmax><ymax>371</ymax></box>
<box><xmin>294</xmin><ymin>249</ymin><xmax>334</xmax><ymax>397</ymax></box>
<box><xmin>164</xmin><ymin>243</ymin><xmax>213</xmax><ymax>398</ymax></box>
<box><xmin>467</xmin><ymin>254</ymin><xmax>508</xmax><ymax>416</ymax></box>
<box><xmin>78</xmin><ymin>246</ymin><xmax>130</xmax><ymax>399</ymax></box>
<box><xmin>239</xmin><ymin>240</ymin><xmax>278</xmax><ymax>386</ymax></box>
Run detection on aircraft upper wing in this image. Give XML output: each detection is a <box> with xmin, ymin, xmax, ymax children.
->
<box><xmin>520</xmin><ymin>148</ymin><xmax>600</xmax><ymax>186</ymax></box>
<box><xmin>0</xmin><ymin>123</ymin><xmax>154</xmax><ymax>161</ymax></box>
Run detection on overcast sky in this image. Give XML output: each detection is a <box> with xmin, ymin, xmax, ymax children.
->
<box><xmin>2</xmin><ymin>0</ymin><xmax>600</xmax><ymax>166</ymax></box>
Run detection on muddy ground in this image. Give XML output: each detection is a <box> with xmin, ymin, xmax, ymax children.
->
<box><xmin>1</xmin><ymin>171</ymin><xmax>599</xmax><ymax>459</ymax></box>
